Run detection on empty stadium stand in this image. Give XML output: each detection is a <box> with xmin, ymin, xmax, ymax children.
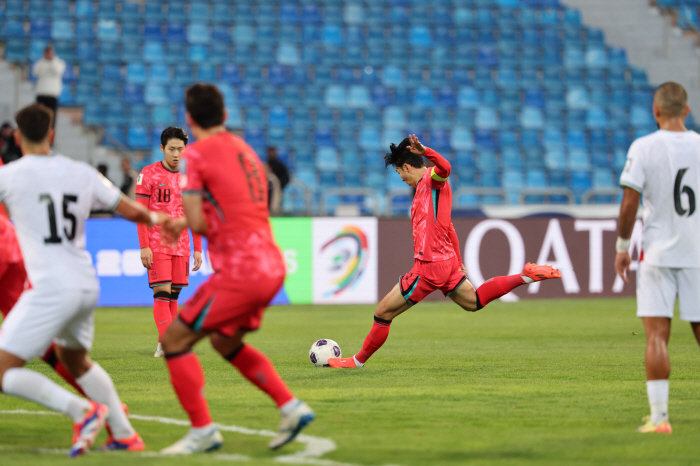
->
<box><xmin>0</xmin><ymin>0</ymin><xmax>682</xmax><ymax>215</ymax></box>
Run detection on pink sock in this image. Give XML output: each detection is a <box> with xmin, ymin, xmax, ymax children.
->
<box><xmin>153</xmin><ymin>294</ymin><xmax>171</xmax><ymax>341</ymax></box>
<box><xmin>475</xmin><ymin>275</ymin><xmax>525</xmax><ymax>309</ymax></box>
<box><xmin>169</xmin><ymin>299</ymin><xmax>179</xmax><ymax>321</ymax></box>
<box><xmin>355</xmin><ymin>317</ymin><xmax>392</xmax><ymax>364</ymax></box>
<box><xmin>227</xmin><ymin>344</ymin><xmax>294</xmax><ymax>408</ymax></box>
<box><xmin>165</xmin><ymin>352</ymin><xmax>212</xmax><ymax>427</ymax></box>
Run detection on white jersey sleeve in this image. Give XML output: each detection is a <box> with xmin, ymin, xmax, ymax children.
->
<box><xmin>87</xmin><ymin>168</ymin><xmax>122</xmax><ymax>211</ymax></box>
<box><xmin>619</xmin><ymin>139</ymin><xmax>645</xmax><ymax>193</ymax></box>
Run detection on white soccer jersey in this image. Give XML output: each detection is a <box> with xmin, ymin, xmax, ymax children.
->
<box><xmin>0</xmin><ymin>154</ymin><xmax>122</xmax><ymax>291</ymax></box>
<box><xmin>620</xmin><ymin>129</ymin><xmax>700</xmax><ymax>268</ymax></box>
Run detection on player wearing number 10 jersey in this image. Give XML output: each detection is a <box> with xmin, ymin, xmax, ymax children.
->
<box><xmin>136</xmin><ymin>127</ymin><xmax>202</xmax><ymax>357</ymax></box>
<box><xmin>157</xmin><ymin>84</ymin><xmax>313</xmax><ymax>455</ymax></box>
<box><xmin>615</xmin><ymin>82</ymin><xmax>700</xmax><ymax>434</ymax></box>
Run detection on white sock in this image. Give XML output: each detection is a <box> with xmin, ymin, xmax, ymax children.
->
<box><xmin>190</xmin><ymin>423</ymin><xmax>216</xmax><ymax>436</ymax></box>
<box><xmin>521</xmin><ymin>275</ymin><xmax>534</xmax><ymax>284</ymax></box>
<box><xmin>280</xmin><ymin>397</ymin><xmax>300</xmax><ymax>416</ymax></box>
<box><xmin>646</xmin><ymin>379</ymin><xmax>669</xmax><ymax>424</ymax></box>
<box><xmin>76</xmin><ymin>362</ymin><xmax>135</xmax><ymax>440</ymax></box>
<box><xmin>2</xmin><ymin>367</ymin><xmax>91</xmax><ymax>423</ymax></box>
<box><xmin>352</xmin><ymin>355</ymin><xmax>364</xmax><ymax>367</ymax></box>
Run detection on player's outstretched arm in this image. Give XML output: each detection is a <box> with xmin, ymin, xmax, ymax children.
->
<box><xmin>114</xmin><ymin>195</ymin><xmax>168</xmax><ymax>227</ymax></box>
<box><xmin>407</xmin><ymin>134</ymin><xmax>451</xmax><ymax>179</ymax></box>
<box><xmin>614</xmin><ymin>187</ymin><xmax>640</xmax><ymax>283</ymax></box>
<box><xmin>181</xmin><ymin>193</ymin><xmax>209</xmax><ymax>235</ymax></box>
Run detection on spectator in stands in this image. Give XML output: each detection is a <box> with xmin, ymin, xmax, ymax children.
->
<box><xmin>97</xmin><ymin>163</ymin><xmax>110</xmax><ymax>180</ymax></box>
<box><xmin>0</xmin><ymin>122</ymin><xmax>22</xmax><ymax>164</ymax></box>
<box><xmin>265</xmin><ymin>146</ymin><xmax>289</xmax><ymax>215</ymax></box>
<box><xmin>32</xmin><ymin>45</ymin><xmax>65</xmax><ymax>129</ymax></box>
<box><xmin>120</xmin><ymin>156</ymin><xmax>139</xmax><ymax>199</ymax></box>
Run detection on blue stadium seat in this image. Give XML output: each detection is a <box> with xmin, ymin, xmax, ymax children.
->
<box><xmin>189</xmin><ymin>44</ymin><xmax>208</xmax><ymax>63</ymax></box>
<box><xmin>75</xmin><ymin>0</ymin><xmax>95</xmax><ymax>18</ymax></box>
<box><xmin>121</xmin><ymin>1</ymin><xmax>140</xmax><ymax>20</ymax></box>
<box><xmin>51</xmin><ymin>19</ymin><xmax>72</xmax><ymax>40</ymax></box>
<box><xmin>360</xmin><ymin>126</ymin><xmax>382</xmax><ymax>150</ymax></box>
<box><xmin>521</xmin><ymin>107</ymin><xmax>544</xmax><ymax>129</ymax></box>
<box><xmin>458</xmin><ymin>87</ymin><xmax>479</xmax><ymax>109</ymax></box>
<box><xmin>129</xmin><ymin>104</ymin><xmax>149</xmax><ymax>125</ymax></box>
<box><xmin>545</xmin><ymin>148</ymin><xmax>567</xmax><ymax>170</ymax></box>
<box><xmin>74</xmin><ymin>21</ymin><xmax>95</xmax><ymax>40</ymax></box>
<box><xmin>97</xmin><ymin>20</ymin><xmax>118</xmax><ymax>41</ymax></box>
<box><xmin>83</xmin><ymin>101</ymin><xmax>103</xmax><ymax>125</ymax></box>
<box><xmin>476</xmin><ymin>107</ymin><xmax>499</xmax><ymax>130</ymax></box>
<box><xmin>568</xmin><ymin>149</ymin><xmax>590</xmax><ymax>170</ymax></box>
<box><xmin>410</xmin><ymin>26</ymin><xmax>432</xmax><ymax>46</ymax></box>
<box><xmin>414</xmin><ymin>87</ymin><xmax>434</xmax><ymax>108</ymax></box>
<box><xmin>188</xmin><ymin>23</ymin><xmax>209</xmax><ymax>44</ymax></box>
<box><xmin>631</xmin><ymin>105</ymin><xmax>654</xmax><ymax>127</ymax></box>
<box><xmin>145</xmin><ymin>83</ymin><xmax>168</xmax><ymax>105</ymax></box>
<box><xmin>190</xmin><ymin>1</ymin><xmax>210</xmax><ymax>21</ymax></box>
<box><xmin>127</xmin><ymin>126</ymin><xmax>151</xmax><ymax>150</ymax></box>
<box><xmin>586</xmin><ymin>107</ymin><xmax>608</xmax><ymax>129</ymax></box>
<box><xmin>126</xmin><ymin>62</ymin><xmax>146</xmax><ymax>84</ymax></box>
<box><xmin>122</xmin><ymin>83</ymin><xmax>144</xmax><ymax>104</ymax></box>
<box><xmin>97</xmin><ymin>0</ymin><xmax>119</xmax><ymax>20</ymax></box>
<box><xmin>450</xmin><ymin>127</ymin><xmax>475</xmax><ymax>149</ymax></box>
<box><xmin>104</xmin><ymin>101</ymin><xmax>126</xmax><ymax>124</ymax></box>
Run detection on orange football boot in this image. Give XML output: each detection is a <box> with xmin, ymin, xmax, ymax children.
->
<box><xmin>522</xmin><ymin>263</ymin><xmax>561</xmax><ymax>281</ymax></box>
<box><xmin>327</xmin><ymin>357</ymin><xmax>361</xmax><ymax>368</ymax></box>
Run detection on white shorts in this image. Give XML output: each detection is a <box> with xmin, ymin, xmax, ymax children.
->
<box><xmin>0</xmin><ymin>287</ymin><xmax>99</xmax><ymax>361</ymax></box>
<box><xmin>636</xmin><ymin>262</ymin><xmax>700</xmax><ymax>322</ymax></box>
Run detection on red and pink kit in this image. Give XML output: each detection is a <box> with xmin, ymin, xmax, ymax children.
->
<box><xmin>0</xmin><ymin>158</ymin><xmax>27</xmax><ymax>316</ymax></box>
<box><xmin>178</xmin><ymin>132</ymin><xmax>285</xmax><ymax>335</ymax></box>
<box><xmin>399</xmin><ymin>148</ymin><xmax>467</xmax><ymax>305</ymax></box>
<box><xmin>136</xmin><ymin>161</ymin><xmax>202</xmax><ymax>288</ymax></box>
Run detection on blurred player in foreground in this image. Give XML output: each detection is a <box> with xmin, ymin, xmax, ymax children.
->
<box><xmin>136</xmin><ymin>126</ymin><xmax>202</xmax><ymax>357</ymax></box>
<box><xmin>0</xmin><ymin>104</ymin><xmax>167</xmax><ymax>456</ymax></box>
<box><xmin>159</xmin><ymin>84</ymin><xmax>313</xmax><ymax>454</ymax></box>
<box><xmin>328</xmin><ymin>135</ymin><xmax>561</xmax><ymax>368</ymax></box>
<box><xmin>616</xmin><ymin>82</ymin><xmax>700</xmax><ymax>434</ymax></box>
<box><xmin>0</xmin><ymin>155</ymin><xmax>92</xmax><ymax>402</ymax></box>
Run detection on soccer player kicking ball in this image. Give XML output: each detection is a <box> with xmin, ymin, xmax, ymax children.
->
<box><xmin>158</xmin><ymin>84</ymin><xmax>314</xmax><ymax>454</ymax></box>
<box><xmin>615</xmin><ymin>82</ymin><xmax>700</xmax><ymax>434</ymax></box>
<box><xmin>328</xmin><ymin>135</ymin><xmax>561</xmax><ymax>369</ymax></box>
<box><xmin>136</xmin><ymin>126</ymin><xmax>203</xmax><ymax>357</ymax></box>
<box><xmin>0</xmin><ymin>104</ymin><xmax>169</xmax><ymax>456</ymax></box>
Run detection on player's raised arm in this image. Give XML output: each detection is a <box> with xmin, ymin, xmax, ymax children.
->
<box><xmin>408</xmin><ymin>133</ymin><xmax>451</xmax><ymax>180</ymax></box>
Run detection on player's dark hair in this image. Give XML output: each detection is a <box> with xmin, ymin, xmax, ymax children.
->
<box><xmin>185</xmin><ymin>83</ymin><xmax>225</xmax><ymax>129</ymax></box>
<box><xmin>384</xmin><ymin>138</ymin><xmax>425</xmax><ymax>169</ymax></box>
<box><xmin>160</xmin><ymin>126</ymin><xmax>188</xmax><ymax>147</ymax></box>
<box><xmin>15</xmin><ymin>103</ymin><xmax>53</xmax><ymax>143</ymax></box>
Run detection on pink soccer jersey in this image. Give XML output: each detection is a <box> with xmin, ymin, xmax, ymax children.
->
<box><xmin>136</xmin><ymin>161</ymin><xmax>201</xmax><ymax>256</ymax></box>
<box><xmin>0</xmin><ymin>159</ymin><xmax>22</xmax><ymax>264</ymax></box>
<box><xmin>181</xmin><ymin>132</ymin><xmax>284</xmax><ymax>287</ymax></box>
<box><xmin>410</xmin><ymin>148</ymin><xmax>456</xmax><ymax>262</ymax></box>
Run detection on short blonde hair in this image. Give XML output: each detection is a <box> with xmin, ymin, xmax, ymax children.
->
<box><xmin>654</xmin><ymin>82</ymin><xmax>688</xmax><ymax>117</ymax></box>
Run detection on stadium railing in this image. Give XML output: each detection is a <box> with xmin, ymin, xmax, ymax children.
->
<box><xmin>518</xmin><ymin>188</ymin><xmax>575</xmax><ymax>205</ymax></box>
<box><xmin>320</xmin><ymin>187</ymin><xmax>382</xmax><ymax>217</ymax></box>
<box><xmin>581</xmin><ymin>187</ymin><xmax>623</xmax><ymax>204</ymax></box>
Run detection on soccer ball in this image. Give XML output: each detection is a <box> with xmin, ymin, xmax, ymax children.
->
<box><xmin>309</xmin><ymin>339</ymin><xmax>341</xmax><ymax>367</ymax></box>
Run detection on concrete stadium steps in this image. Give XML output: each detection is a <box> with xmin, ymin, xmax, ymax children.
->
<box><xmin>562</xmin><ymin>0</ymin><xmax>700</xmax><ymax>111</ymax></box>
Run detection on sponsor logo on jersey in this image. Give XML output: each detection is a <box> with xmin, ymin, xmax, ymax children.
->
<box><xmin>136</xmin><ymin>174</ymin><xmax>143</xmax><ymax>185</ymax></box>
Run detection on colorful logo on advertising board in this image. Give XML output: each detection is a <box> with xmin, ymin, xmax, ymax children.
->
<box><xmin>320</xmin><ymin>226</ymin><xmax>369</xmax><ymax>297</ymax></box>
<box><xmin>312</xmin><ymin>218</ymin><xmax>377</xmax><ymax>304</ymax></box>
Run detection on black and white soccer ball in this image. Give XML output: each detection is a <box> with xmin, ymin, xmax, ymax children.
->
<box><xmin>309</xmin><ymin>339</ymin><xmax>341</xmax><ymax>367</ymax></box>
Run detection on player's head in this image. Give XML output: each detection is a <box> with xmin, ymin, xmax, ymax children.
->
<box><xmin>384</xmin><ymin>138</ymin><xmax>425</xmax><ymax>188</ymax></box>
<box><xmin>184</xmin><ymin>83</ymin><xmax>227</xmax><ymax>135</ymax></box>
<box><xmin>653</xmin><ymin>82</ymin><xmax>690</xmax><ymax>125</ymax></box>
<box><xmin>14</xmin><ymin>103</ymin><xmax>54</xmax><ymax>153</ymax></box>
<box><xmin>160</xmin><ymin>126</ymin><xmax>188</xmax><ymax>170</ymax></box>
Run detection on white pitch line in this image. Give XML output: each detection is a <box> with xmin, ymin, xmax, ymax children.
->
<box><xmin>0</xmin><ymin>409</ymin><xmax>391</xmax><ymax>466</ymax></box>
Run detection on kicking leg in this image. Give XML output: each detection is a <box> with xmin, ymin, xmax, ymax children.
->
<box><xmin>452</xmin><ymin>263</ymin><xmax>561</xmax><ymax>311</ymax></box>
<box><xmin>160</xmin><ymin>318</ymin><xmax>223</xmax><ymax>454</ymax></box>
<box><xmin>329</xmin><ymin>283</ymin><xmax>412</xmax><ymax>368</ymax></box>
<box><xmin>211</xmin><ymin>330</ymin><xmax>314</xmax><ymax>450</ymax></box>
<box><xmin>637</xmin><ymin>317</ymin><xmax>672</xmax><ymax>433</ymax></box>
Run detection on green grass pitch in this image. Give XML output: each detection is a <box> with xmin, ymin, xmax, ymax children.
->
<box><xmin>1</xmin><ymin>298</ymin><xmax>699</xmax><ymax>465</ymax></box>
